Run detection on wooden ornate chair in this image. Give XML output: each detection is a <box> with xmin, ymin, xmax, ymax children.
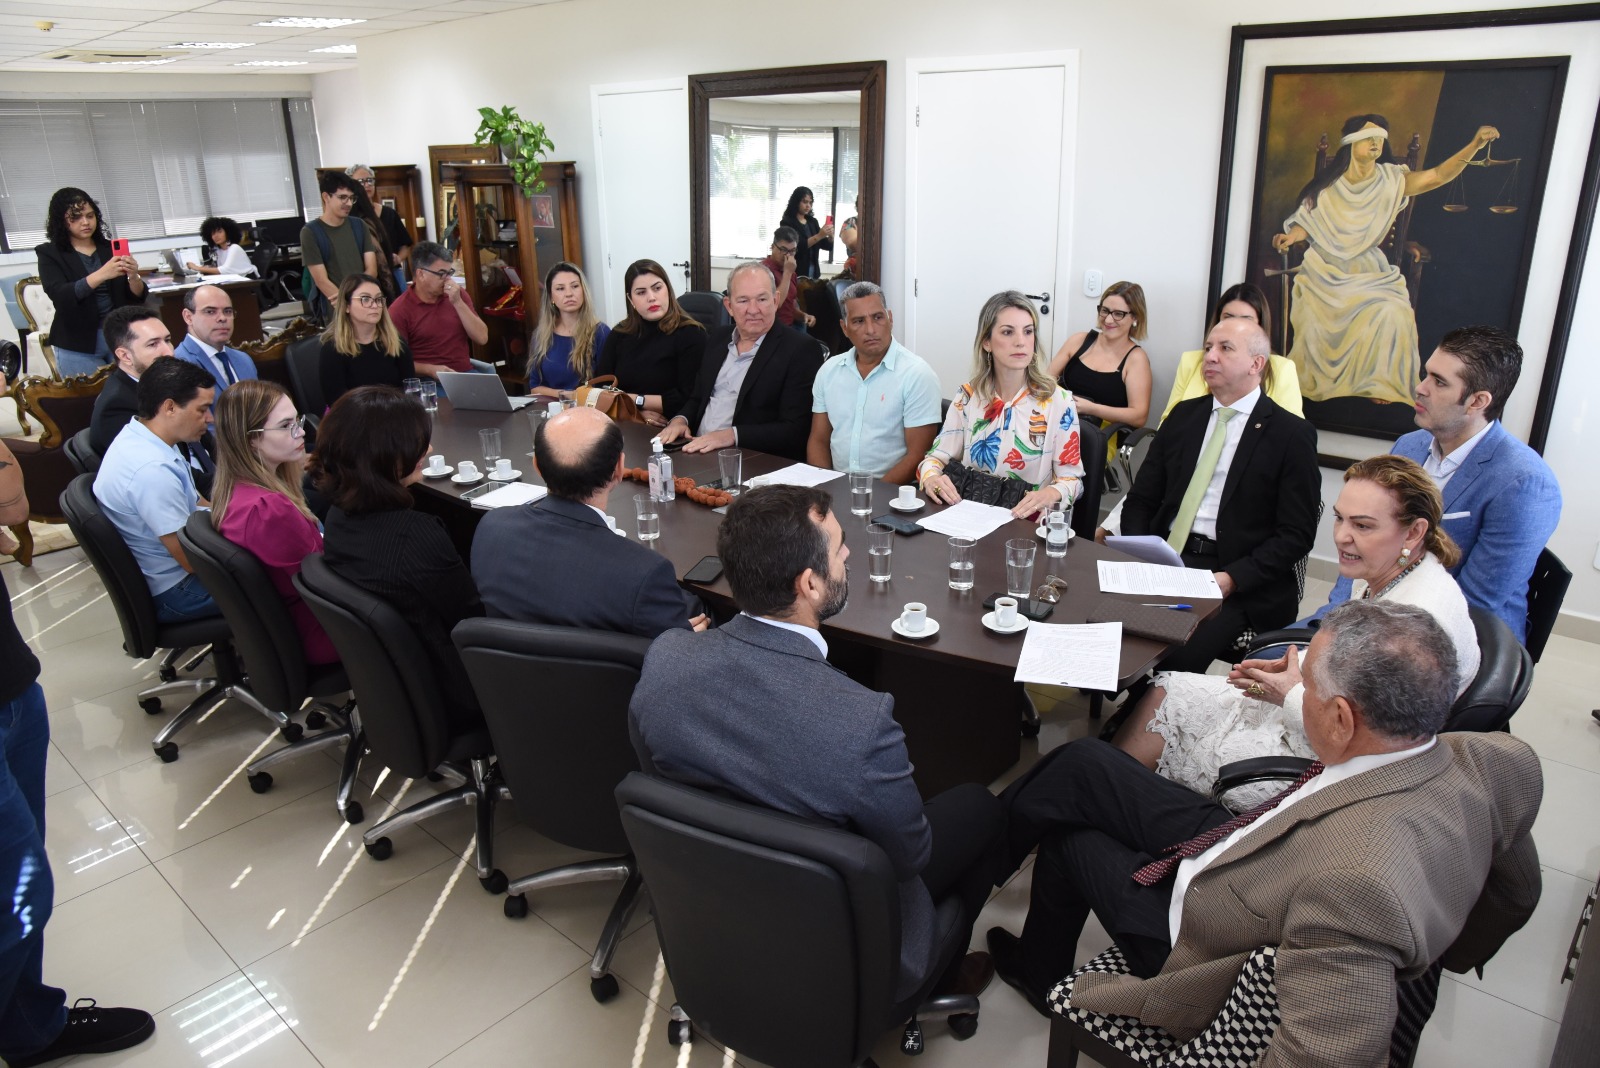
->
<box><xmin>14</xmin><ymin>277</ymin><xmax>61</xmax><ymax>382</ymax></box>
<box><xmin>2</xmin><ymin>366</ymin><xmax>112</xmax><ymax>565</ymax></box>
<box><xmin>238</xmin><ymin>316</ymin><xmax>319</xmax><ymax>393</ymax></box>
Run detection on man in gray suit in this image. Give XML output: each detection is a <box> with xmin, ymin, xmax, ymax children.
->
<box><xmin>630</xmin><ymin>485</ymin><xmax>1005</xmax><ymax>1001</ymax></box>
<box><xmin>471</xmin><ymin>406</ymin><xmax>707</xmax><ymax>637</ymax></box>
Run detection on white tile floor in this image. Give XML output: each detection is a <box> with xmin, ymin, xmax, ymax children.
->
<box><xmin>5</xmin><ymin>553</ymin><xmax>1594</xmax><ymax>1067</ymax></box>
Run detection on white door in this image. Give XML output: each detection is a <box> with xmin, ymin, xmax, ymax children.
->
<box><xmin>904</xmin><ymin>56</ymin><xmax>1077</xmax><ymax>394</ymax></box>
<box><xmin>591</xmin><ymin>81</ymin><xmax>691</xmax><ymax>322</ymax></box>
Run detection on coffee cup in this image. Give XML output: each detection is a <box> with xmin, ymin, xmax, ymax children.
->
<box><xmin>900</xmin><ymin>602</ymin><xmax>927</xmax><ymax>633</ymax></box>
<box><xmin>457</xmin><ymin>460</ymin><xmax>479</xmax><ymax>479</ymax></box>
<box><xmin>494</xmin><ymin>457</ymin><xmax>513</xmax><ymax>477</ymax></box>
<box><xmin>995</xmin><ymin>596</ymin><xmax>1019</xmax><ymax>628</ymax></box>
<box><xmin>426</xmin><ymin>454</ymin><xmax>446</xmax><ymax>473</ymax></box>
<box><xmin>898</xmin><ymin>484</ymin><xmax>916</xmax><ymax>505</ymax></box>
<box><xmin>546</xmin><ymin>400</ymin><xmax>564</xmax><ymax>418</ymax></box>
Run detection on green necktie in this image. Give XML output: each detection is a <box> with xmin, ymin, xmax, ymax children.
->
<box><xmin>1166</xmin><ymin>407</ymin><xmax>1237</xmax><ymax>553</ymax></box>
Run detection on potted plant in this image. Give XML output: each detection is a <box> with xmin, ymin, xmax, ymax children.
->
<box><xmin>473</xmin><ymin>105</ymin><xmax>555</xmax><ymax>198</ymax></box>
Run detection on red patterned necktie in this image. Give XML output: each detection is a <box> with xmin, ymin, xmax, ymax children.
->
<box><xmin>1132</xmin><ymin>761</ymin><xmax>1325</xmax><ymax>887</ymax></box>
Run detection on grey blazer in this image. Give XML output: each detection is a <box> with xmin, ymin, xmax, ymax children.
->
<box><xmin>629</xmin><ymin>613</ymin><xmax>935</xmax><ymax>992</ymax></box>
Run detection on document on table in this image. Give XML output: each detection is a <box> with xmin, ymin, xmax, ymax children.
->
<box><xmin>1106</xmin><ymin>535</ymin><xmax>1185</xmax><ymax>568</ymax></box>
<box><xmin>1097</xmin><ymin>561</ymin><xmax>1223</xmax><ymax>599</ymax></box>
<box><xmin>913</xmin><ymin>499</ymin><xmax>1016</xmax><ymax>541</ymax></box>
<box><xmin>743</xmin><ymin>463</ymin><xmax>846</xmax><ymax>488</ymax></box>
<box><xmin>1013</xmin><ymin>622</ymin><xmax>1122</xmax><ymax>692</ymax></box>
<box><xmin>469</xmin><ymin>483</ymin><xmax>547</xmax><ymax>510</ymax></box>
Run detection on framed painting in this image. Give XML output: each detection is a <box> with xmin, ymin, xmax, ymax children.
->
<box><xmin>1208</xmin><ymin>7</ymin><xmax>1600</xmax><ymax>464</ymax></box>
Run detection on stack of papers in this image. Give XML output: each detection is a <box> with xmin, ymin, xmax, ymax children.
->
<box><xmin>468</xmin><ymin>483</ymin><xmax>547</xmax><ymax>510</ymax></box>
<box><xmin>1013</xmin><ymin>622</ymin><xmax>1122</xmax><ymax>691</ymax></box>
<box><xmin>914</xmin><ymin>499</ymin><xmax>1016</xmax><ymax>541</ymax></box>
<box><xmin>744</xmin><ymin>463</ymin><xmax>846</xmax><ymax>488</ymax></box>
<box><xmin>1096</xmin><ymin>561</ymin><xmax>1222</xmax><ymax>599</ymax></box>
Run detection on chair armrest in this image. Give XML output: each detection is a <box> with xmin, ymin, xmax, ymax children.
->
<box><xmin>1212</xmin><ymin>756</ymin><xmax>1314</xmax><ymax>802</ymax></box>
<box><xmin>1244</xmin><ymin>628</ymin><xmax>1315</xmax><ymax>658</ymax></box>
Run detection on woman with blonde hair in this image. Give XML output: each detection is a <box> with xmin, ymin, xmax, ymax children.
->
<box><xmin>526</xmin><ymin>261</ymin><xmax>610</xmax><ymax>397</ymax></box>
<box><xmin>211</xmin><ymin>379</ymin><xmax>337</xmax><ymax>665</ymax></box>
<box><xmin>918</xmin><ymin>291</ymin><xmax>1084</xmax><ymax>519</ymax></box>
<box><xmin>594</xmin><ymin>258</ymin><xmax>705</xmax><ymax>428</ymax></box>
<box><xmin>1047</xmin><ymin>279</ymin><xmax>1152</xmax><ymax>428</ymax></box>
<box><xmin>318</xmin><ymin>273</ymin><xmax>415</xmax><ymax>407</ymax></box>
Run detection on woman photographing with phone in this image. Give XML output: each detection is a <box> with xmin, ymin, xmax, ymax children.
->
<box><xmin>35</xmin><ymin>187</ymin><xmax>146</xmax><ymax>377</ymax></box>
<box><xmin>779</xmin><ymin>186</ymin><xmax>834</xmax><ymax>279</ymax></box>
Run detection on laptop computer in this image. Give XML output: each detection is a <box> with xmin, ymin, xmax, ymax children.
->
<box><xmin>162</xmin><ymin>249</ymin><xmax>192</xmax><ymax>279</ymax></box>
<box><xmin>436</xmin><ymin>370</ymin><xmax>535</xmax><ymax>411</ymax></box>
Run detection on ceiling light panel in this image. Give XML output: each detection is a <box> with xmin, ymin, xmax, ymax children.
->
<box><xmin>165</xmin><ymin>41</ymin><xmax>255</xmax><ymax>49</ymax></box>
<box><xmin>234</xmin><ymin>59</ymin><xmax>307</xmax><ymax>66</ymax></box>
<box><xmin>309</xmin><ymin>44</ymin><xmax>356</xmax><ymax>53</ymax></box>
<box><xmin>251</xmin><ymin>17</ymin><xmax>366</xmax><ymax>28</ymax></box>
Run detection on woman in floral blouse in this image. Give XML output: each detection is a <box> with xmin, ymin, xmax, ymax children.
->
<box><xmin>918</xmin><ymin>290</ymin><xmax>1084</xmax><ymax>519</ymax></box>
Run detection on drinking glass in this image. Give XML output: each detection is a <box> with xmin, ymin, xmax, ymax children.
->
<box><xmin>1006</xmin><ymin>538</ymin><xmax>1036</xmax><ymax>598</ymax></box>
<box><xmin>634</xmin><ymin>493</ymin><xmax>660</xmax><ymax>541</ymax></box>
<box><xmin>1045</xmin><ymin>504</ymin><xmax>1070</xmax><ymax>558</ymax></box>
<box><xmin>419</xmin><ymin>379</ymin><xmax>438</xmax><ymax>413</ymax></box>
<box><xmin>849</xmin><ymin>471</ymin><xmax>873</xmax><ymax>516</ymax></box>
<box><xmin>479</xmin><ymin>427</ymin><xmax>501</xmax><ymax>470</ymax></box>
<box><xmin>403</xmin><ymin>377</ymin><xmax>423</xmax><ymax>404</ymax></box>
<box><xmin>867</xmin><ymin>523</ymin><xmax>893</xmax><ymax>583</ymax></box>
<box><xmin>948</xmin><ymin>537</ymin><xmax>976</xmax><ymax>591</ymax></box>
<box><xmin>718</xmin><ymin>449</ymin><xmax>744</xmax><ymax>496</ymax></box>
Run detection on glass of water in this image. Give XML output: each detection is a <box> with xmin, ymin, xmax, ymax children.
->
<box><xmin>403</xmin><ymin>377</ymin><xmax>423</xmax><ymax>404</ymax></box>
<box><xmin>867</xmin><ymin>523</ymin><xmax>893</xmax><ymax>583</ymax></box>
<box><xmin>718</xmin><ymin>449</ymin><xmax>744</xmax><ymax>496</ymax></box>
<box><xmin>419</xmin><ymin>379</ymin><xmax>438</xmax><ymax>413</ymax></box>
<box><xmin>1045</xmin><ymin>501</ymin><xmax>1071</xmax><ymax>558</ymax></box>
<box><xmin>849</xmin><ymin>471</ymin><xmax>873</xmax><ymax>516</ymax></box>
<box><xmin>634</xmin><ymin>493</ymin><xmax>660</xmax><ymax>541</ymax></box>
<box><xmin>1006</xmin><ymin>538</ymin><xmax>1037</xmax><ymax>598</ymax></box>
<box><xmin>948</xmin><ymin>536</ymin><xmax>976</xmax><ymax>591</ymax></box>
<box><xmin>479</xmin><ymin>427</ymin><xmax>501</xmax><ymax>471</ymax></box>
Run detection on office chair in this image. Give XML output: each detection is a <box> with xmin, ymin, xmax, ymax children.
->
<box><xmin>284</xmin><ymin>335</ymin><xmax>327</xmax><ymax>430</ymax></box>
<box><xmin>249</xmin><ymin>241</ymin><xmax>282</xmax><ymax>311</ymax></box>
<box><xmin>178</xmin><ymin>515</ymin><xmax>363</xmax><ymax>823</ymax></box>
<box><xmin>295</xmin><ymin>554</ymin><xmax>507</xmax><ymax>890</ymax></box>
<box><xmin>1525</xmin><ymin>547</ymin><xmax>1571</xmax><ymax>664</ymax></box>
<box><xmin>63</xmin><ymin>427</ymin><xmax>99</xmax><ymax>476</ymax></box>
<box><xmin>452</xmin><ymin>618</ymin><xmax>649</xmax><ymax>1002</ymax></box>
<box><xmin>677</xmin><ymin>290</ymin><xmax>730</xmax><ymax>331</ymax></box>
<box><xmin>616</xmin><ymin>772</ymin><xmax>980</xmax><ymax>1065</ymax></box>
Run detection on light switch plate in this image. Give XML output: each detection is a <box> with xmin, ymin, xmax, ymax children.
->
<box><xmin>1592</xmin><ymin>540</ymin><xmax>1600</xmax><ymax>570</ymax></box>
<box><xmin>1084</xmin><ymin>269</ymin><xmax>1104</xmax><ymax>298</ymax></box>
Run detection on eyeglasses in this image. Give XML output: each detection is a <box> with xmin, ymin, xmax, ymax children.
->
<box><xmin>353</xmin><ymin>294</ymin><xmax>384</xmax><ymax>307</ymax></box>
<box><xmin>355</xmin><ymin>177</ymin><xmax>375</xmax><ymax>187</ymax></box>
<box><xmin>332</xmin><ymin>194</ymin><xmax>356</xmax><ymax>204</ymax></box>
<box><xmin>773</xmin><ymin>244</ymin><xmax>797</xmax><ymax>256</ymax></box>
<box><xmin>1096</xmin><ymin>305</ymin><xmax>1130</xmax><ymax>323</ymax></box>
<box><xmin>417</xmin><ymin>266</ymin><xmax>453</xmax><ymax>281</ymax></box>
<box><xmin>1032</xmin><ymin>574</ymin><xmax>1069</xmax><ymax>604</ymax></box>
<box><xmin>250</xmin><ymin>413</ymin><xmax>309</xmax><ymax>438</ymax></box>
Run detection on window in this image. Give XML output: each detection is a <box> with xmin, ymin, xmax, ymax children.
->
<box><xmin>709</xmin><ymin>120</ymin><xmax>857</xmax><ymax>260</ymax></box>
<box><xmin>0</xmin><ymin>96</ymin><xmax>318</xmax><ymax>252</ymax></box>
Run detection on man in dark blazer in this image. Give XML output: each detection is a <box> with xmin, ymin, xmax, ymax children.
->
<box><xmin>471</xmin><ymin>406</ymin><xmax>706</xmax><ymax>637</ymax></box>
<box><xmin>630</xmin><ymin>484</ymin><xmax>1005</xmax><ymax>1002</ymax></box>
<box><xmin>657</xmin><ymin>262</ymin><xmax>823</xmax><ymax>462</ymax></box>
<box><xmin>987</xmin><ymin>601</ymin><xmax>1542</xmax><ymax>1066</ymax></box>
<box><xmin>1122</xmin><ymin>319</ymin><xmax>1319</xmax><ymax>671</ymax></box>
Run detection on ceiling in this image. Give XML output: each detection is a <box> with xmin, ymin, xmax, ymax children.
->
<box><xmin>0</xmin><ymin>0</ymin><xmax>566</xmax><ymax>75</ymax></box>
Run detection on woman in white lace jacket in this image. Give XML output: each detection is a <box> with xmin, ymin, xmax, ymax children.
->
<box><xmin>1112</xmin><ymin>454</ymin><xmax>1479</xmax><ymax>806</ymax></box>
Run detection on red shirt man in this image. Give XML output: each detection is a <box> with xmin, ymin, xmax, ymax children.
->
<box><xmin>389</xmin><ymin>242</ymin><xmax>490</xmax><ymax>376</ymax></box>
<box><xmin>760</xmin><ymin>227</ymin><xmax>814</xmax><ymax>330</ymax></box>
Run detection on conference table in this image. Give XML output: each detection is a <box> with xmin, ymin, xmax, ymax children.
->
<box><xmin>413</xmin><ymin>400</ymin><xmax>1221</xmax><ymax>795</ymax></box>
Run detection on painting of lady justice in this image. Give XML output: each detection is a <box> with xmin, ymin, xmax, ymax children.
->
<box><xmin>1248</xmin><ymin>62</ymin><xmax>1565</xmax><ymax>440</ymax></box>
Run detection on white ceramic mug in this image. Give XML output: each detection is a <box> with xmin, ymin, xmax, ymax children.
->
<box><xmin>898</xmin><ymin>484</ymin><xmax>916</xmax><ymax>505</ymax></box>
<box><xmin>494</xmin><ymin>458</ymin><xmax>513</xmax><ymax>476</ymax></box>
<box><xmin>995</xmin><ymin>596</ymin><xmax>1019</xmax><ymax>628</ymax></box>
<box><xmin>457</xmin><ymin>460</ymin><xmax>479</xmax><ymax>479</ymax></box>
<box><xmin>901</xmin><ymin>602</ymin><xmax>927</xmax><ymax>633</ymax></box>
<box><xmin>427</xmin><ymin>454</ymin><xmax>446</xmax><ymax>473</ymax></box>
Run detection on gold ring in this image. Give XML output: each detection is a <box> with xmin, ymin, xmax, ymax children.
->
<box><xmin>1246</xmin><ymin>683</ymin><xmax>1266</xmax><ymax>697</ymax></box>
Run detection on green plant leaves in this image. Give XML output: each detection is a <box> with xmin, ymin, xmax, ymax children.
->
<box><xmin>472</xmin><ymin>104</ymin><xmax>553</xmax><ymax>196</ymax></box>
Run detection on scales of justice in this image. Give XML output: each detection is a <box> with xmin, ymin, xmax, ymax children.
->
<box><xmin>1444</xmin><ymin>141</ymin><xmax>1522</xmax><ymax>213</ymax></box>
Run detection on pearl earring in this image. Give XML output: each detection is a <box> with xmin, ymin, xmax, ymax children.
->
<box><xmin>1399</xmin><ymin>547</ymin><xmax>1411</xmax><ymax>565</ymax></box>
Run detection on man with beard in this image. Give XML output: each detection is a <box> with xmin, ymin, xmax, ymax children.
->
<box><xmin>629</xmin><ymin>485</ymin><xmax>1005</xmax><ymax>1002</ymax></box>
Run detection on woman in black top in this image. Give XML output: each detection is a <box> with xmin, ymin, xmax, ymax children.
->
<box><xmin>310</xmin><ymin>386</ymin><xmax>484</xmax><ymax>727</ymax></box>
<box><xmin>593</xmin><ymin>258</ymin><xmax>704</xmax><ymax>427</ymax></box>
<box><xmin>1047</xmin><ymin>279</ymin><xmax>1152</xmax><ymax>429</ymax></box>
<box><xmin>319</xmin><ymin>274</ymin><xmax>416</xmax><ymax>408</ymax></box>
<box><xmin>34</xmin><ymin>188</ymin><xmax>145</xmax><ymax>378</ymax></box>
<box><xmin>779</xmin><ymin>186</ymin><xmax>834</xmax><ymax>279</ymax></box>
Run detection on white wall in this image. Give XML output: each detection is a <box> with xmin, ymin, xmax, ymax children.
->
<box><xmin>310</xmin><ymin>68</ymin><xmax>369</xmax><ymax>167</ymax></box>
<box><xmin>338</xmin><ymin>0</ymin><xmax>1600</xmax><ymax>628</ymax></box>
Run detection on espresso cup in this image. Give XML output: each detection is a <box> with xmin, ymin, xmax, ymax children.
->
<box><xmin>995</xmin><ymin>596</ymin><xmax>1019</xmax><ymax>628</ymax></box>
<box><xmin>900</xmin><ymin>602</ymin><xmax>927</xmax><ymax>633</ymax></box>
<box><xmin>898</xmin><ymin>484</ymin><xmax>916</xmax><ymax>505</ymax></box>
<box><xmin>457</xmin><ymin>460</ymin><xmax>479</xmax><ymax>478</ymax></box>
<box><xmin>427</xmin><ymin>454</ymin><xmax>446</xmax><ymax>473</ymax></box>
<box><xmin>494</xmin><ymin>458</ymin><xmax>513</xmax><ymax>476</ymax></box>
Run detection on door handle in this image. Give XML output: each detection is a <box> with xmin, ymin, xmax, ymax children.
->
<box><xmin>672</xmin><ymin>261</ymin><xmax>690</xmax><ymax>287</ymax></box>
<box><xmin>1025</xmin><ymin>291</ymin><xmax>1051</xmax><ymax>316</ymax></box>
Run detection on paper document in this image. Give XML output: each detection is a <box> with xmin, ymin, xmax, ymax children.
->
<box><xmin>1097</xmin><ymin>561</ymin><xmax>1222</xmax><ymax>599</ymax></box>
<box><xmin>468</xmin><ymin>483</ymin><xmax>548</xmax><ymax>510</ymax></box>
<box><xmin>1014</xmin><ymin>622</ymin><xmax>1122</xmax><ymax>691</ymax></box>
<box><xmin>913</xmin><ymin>499</ymin><xmax>1017</xmax><ymax>541</ymax></box>
<box><xmin>1106</xmin><ymin>535</ymin><xmax>1185</xmax><ymax>567</ymax></box>
<box><xmin>743</xmin><ymin>463</ymin><xmax>846</xmax><ymax>488</ymax></box>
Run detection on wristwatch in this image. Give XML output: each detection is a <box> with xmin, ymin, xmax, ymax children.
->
<box><xmin>635</xmin><ymin>394</ymin><xmax>645</xmax><ymax>408</ymax></box>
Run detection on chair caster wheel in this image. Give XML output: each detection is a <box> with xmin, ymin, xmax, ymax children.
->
<box><xmin>247</xmin><ymin>771</ymin><xmax>273</xmax><ymax>794</ymax></box>
<box><xmin>365</xmin><ymin>836</ymin><xmax>393</xmax><ymax>860</ymax></box>
<box><xmin>480</xmin><ymin>869</ymin><xmax>508</xmax><ymax>894</ymax></box>
<box><xmin>342</xmin><ymin>801</ymin><xmax>364</xmax><ymax>824</ymax></box>
<box><xmin>948</xmin><ymin>1012</ymin><xmax>979</xmax><ymax>1040</ymax></box>
<box><xmin>901</xmin><ymin>1019</ymin><xmax>925</xmax><ymax>1055</ymax></box>
<box><xmin>159</xmin><ymin>665</ymin><xmax>177</xmax><ymax>683</ymax></box>
<box><xmin>667</xmin><ymin>1020</ymin><xmax>691</xmax><ymax>1046</ymax></box>
<box><xmin>590</xmin><ymin>974</ymin><xmax>619</xmax><ymax>1003</ymax></box>
<box><xmin>305</xmin><ymin>710</ymin><xmax>327</xmax><ymax>730</ymax></box>
<box><xmin>140</xmin><ymin>697</ymin><xmax>163</xmax><ymax>715</ymax></box>
<box><xmin>504</xmin><ymin>894</ymin><xmax>528</xmax><ymax>919</ymax></box>
<box><xmin>1020</xmin><ymin>719</ymin><xmax>1041</xmax><ymax>739</ymax></box>
<box><xmin>153</xmin><ymin>741</ymin><xmax>179</xmax><ymax>763</ymax></box>
<box><xmin>280</xmin><ymin>722</ymin><xmax>303</xmax><ymax>743</ymax></box>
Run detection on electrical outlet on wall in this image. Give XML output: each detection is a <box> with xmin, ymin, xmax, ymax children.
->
<box><xmin>1084</xmin><ymin>269</ymin><xmax>1104</xmax><ymax>298</ymax></box>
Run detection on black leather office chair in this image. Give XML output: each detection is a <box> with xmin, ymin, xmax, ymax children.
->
<box><xmin>59</xmin><ymin>474</ymin><xmax>263</xmax><ymax>762</ymax></box>
<box><xmin>616</xmin><ymin>772</ymin><xmax>979</xmax><ymax>1065</ymax></box>
<box><xmin>295</xmin><ymin>554</ymin><xmax>507</xmax><ymax>890</ymax></box>
<box><xmin>452</xmin><ymin>618</ymin><xmax>648</xmax><ymax>1002</ymax></box>
<box><xmin>678</xmin><ymin>290</ymin><xmax>730</xmax><ymax>331</ymax></box>
<box><xmin>178</xmin><ymin>514</ymin><xmax>363</xmax><ymax>822</ymax></box>
<box><xmin>1072</xmin><ymin>419</ymin><xmax>1106</xmax><ymax>543</ymax></box>
<box><xmin>1525</xmin><ymin>547</ymin><xmax>1571</xmax><ymax>664</ymax></box>
<box><xmin>285</xmin><ymin>335</ymin><xmax>327</xmax><ymax>430</ymax></box>
<box><xmin>249</xmin><ymin>242</ymin><xmax>281</xmax><ymax>310</ymax></box>
<box><xmin>63</xmin><ymin>427</ymin><xmax>99</xmax><ymax>475</ymax></box>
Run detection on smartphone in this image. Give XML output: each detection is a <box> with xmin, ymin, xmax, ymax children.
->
<box><xmin>869</xmin><ymin>513</ymin><xmax>923</xmax><ymax>536</ymax></box>
<box><xmin>459</xmin><ymin>482</ymin><xmax>499</xmax><ymax>502</ymax></box>
<box><xmin>111</xmin><ymin>238</ymin><xmax>131</xmax><ymax>258</ymax></box>
<box><xmin>684</xmin><ymin>556</ymin><xmax>723</xmax><ymax>584</ymax></box>
<box><xmin>824</xmin><ymin>215</ymin><xmax>834</xmax><ymax>228</ymax></box>
<box><xmin>982</xmin><ymin>593</ymin><xmax>1055</xmax><ymax>622</ymax></box>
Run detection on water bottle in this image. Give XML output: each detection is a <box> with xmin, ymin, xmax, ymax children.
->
<box><xmin>648</xmin><ymin>437</ymin><xmax>675</xmax><ymax>503</ymax></box>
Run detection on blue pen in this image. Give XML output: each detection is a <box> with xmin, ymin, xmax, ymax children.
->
<box><xmin>1141</xmin><ymin>602</ymin><xmax>1192</xmax><ymax>610</ymax></box>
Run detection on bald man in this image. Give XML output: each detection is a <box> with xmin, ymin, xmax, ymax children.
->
<box><xmin>173</xmin><ymin>284</ymin><xmax>256</xmax><ymax>394</ymax></box>
<box><xmin>470</xmin><ymin>407</ymin><xmax>708</xmax><ymax>636</ymax></box>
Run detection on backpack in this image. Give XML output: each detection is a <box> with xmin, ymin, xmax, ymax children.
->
<box><xmin>300</xmin><ymin>216</ymin><xmax>369</xmax><ymax>321</ymax></box>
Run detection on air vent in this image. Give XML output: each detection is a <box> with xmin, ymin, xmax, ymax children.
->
<box><xmin>49</xmin><ymin>49</ymin><xmax>172</xmax><ymax>64</ymax></box>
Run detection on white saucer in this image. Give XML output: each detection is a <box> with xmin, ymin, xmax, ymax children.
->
<box><xmin>1035</xmin><ymin>524</ymin><xmax>1077</xmax><ymax>541</ymax></box>
<box><xmin>889</xmin><ymin>497</ymin><xmax>926</xmax><ymax>512</ymax></box>
<box><xmin>450</xmin><ymin>471</ymin><xmax>483</xmax><ymax>485</ymax></box>
<box><xmin>488</xmin><ymin>469</ymin><xmax>522</xmax><ymax>482</ymax></box>
<box><xmin>422</xmin><ymin>465</ymin><xmax>454</xmax><ymax>478</ymax></box>
<box><xmin>890</xmin><ymin>617</ymin><xmax>940</xmax><ymax>640</ymax></box>
<box><xmin>982</xmin><ymin>611</ymin><xmax>1030</xmax><ymax>634</ymax></box>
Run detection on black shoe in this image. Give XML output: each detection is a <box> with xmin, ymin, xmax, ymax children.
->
<box><xmin>986</xmin><ymin>927</ymin><xmax>1053</xmax><ymax>1019</ymax></box>
<box><xmin>9</xmin><ymin>999</ymin><xmax>155</xmax><ymax>1066</ymax></box>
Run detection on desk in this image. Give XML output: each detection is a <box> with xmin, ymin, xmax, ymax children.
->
<box><xmin>144</xmin><ymin>276</ymin><xmax>264</xmax><ymax>346</ymax></box>
<box><xmin>415</xmin><ymin>402</ymin><xmax>1221</xmax><ymax>794</ymax></box>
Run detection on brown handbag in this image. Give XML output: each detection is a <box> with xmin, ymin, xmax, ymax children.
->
<box><xmin>571</xmin><ymin>375</ymin><xmax>643</xmax><ymax>423</ymax></box>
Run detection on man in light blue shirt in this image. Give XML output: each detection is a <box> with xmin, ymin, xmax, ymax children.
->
<box><xmin>93</xmin><ymin>357</ymin><xmax>220</xmax><ymax>622</ymax></box>
<box><xmin>807</xmin><ymin>282</ymin><xmax>942</xmax><ymax>483</ymax></box>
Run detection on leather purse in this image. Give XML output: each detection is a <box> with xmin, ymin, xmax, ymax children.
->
<box><xmin>943</xmin><ymin>458</ymin><xmax>1029</xmax><ymax>510</ymax></box>
<box><xmin>572</xmin><ymin>375</ymin><xmax>643</xmax><ymax>423</ymax></box>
